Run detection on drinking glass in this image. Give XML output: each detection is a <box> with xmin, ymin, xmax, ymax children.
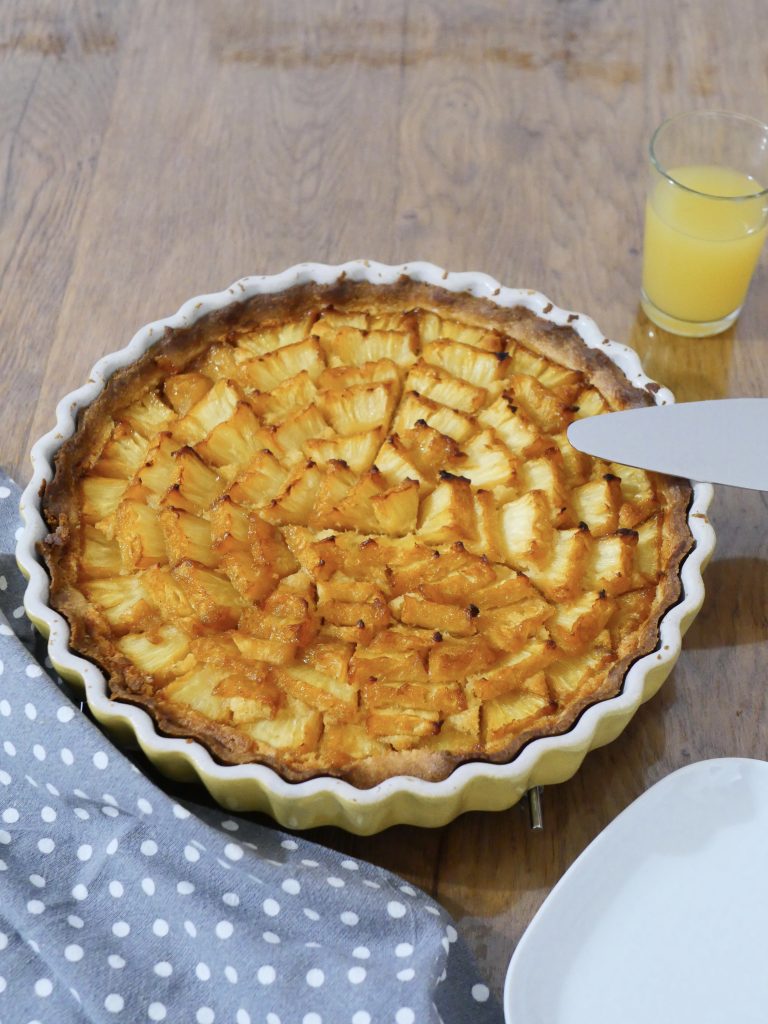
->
<box><xmin>641</xmin><ymin>111</ymin><xmax>768</xmax><ymax>337</ymax></box>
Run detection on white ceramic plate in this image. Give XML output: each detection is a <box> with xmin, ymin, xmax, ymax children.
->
<box><xmin>504</xmin><ymin>758</ymin><xmax>768</xmax><ymax>1023</ymax></box>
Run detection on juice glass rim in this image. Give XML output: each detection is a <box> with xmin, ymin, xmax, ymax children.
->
<box><xmin>649</xmin><ymin>110</ymin><xmax>768</xmax><ymax>202</ymax></box>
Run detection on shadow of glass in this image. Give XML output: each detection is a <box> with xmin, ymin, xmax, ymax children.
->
<box><xmin>626</xmin><ymin>306</ymin><xmax>734</xmax><ymax>401</ymax></box>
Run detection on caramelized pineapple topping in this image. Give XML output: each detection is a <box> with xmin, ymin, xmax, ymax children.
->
<box><xmin>44</xmin><ymin>287</ymin><xmax>691</xmax><ymax>786</ymax></box>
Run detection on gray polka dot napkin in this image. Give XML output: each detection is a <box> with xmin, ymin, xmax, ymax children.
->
<box><xmin>0</xmin><ymin>472</ymin><xmax>503</xmax><ymax>1024</ymax></box>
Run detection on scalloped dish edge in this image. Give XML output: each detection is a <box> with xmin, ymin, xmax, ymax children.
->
<box><xmin>16</xmin><ymin>261</ymin><xmax>716</xmax><ymax>834</ymax></box>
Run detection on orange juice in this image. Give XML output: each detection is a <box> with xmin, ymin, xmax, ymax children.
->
<box><xmin>642</xmin><ymin>164</ymin><xmax>767</xmax><ymax>329</ymax></box>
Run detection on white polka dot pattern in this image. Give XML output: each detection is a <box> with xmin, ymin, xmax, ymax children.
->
<box><xmin>0</xmin><ymin>471</ymin><xmax>500</xmax><ymax>1024</ymax></box>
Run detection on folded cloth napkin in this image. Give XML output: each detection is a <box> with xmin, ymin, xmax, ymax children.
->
<box><xmin>0</xmin><ymin>472</ymin><xmax>503</xmax><ymax>1024</ymax></box>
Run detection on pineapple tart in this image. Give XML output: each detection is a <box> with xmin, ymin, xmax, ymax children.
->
<box><xmin>41</xmin><ymin>278</ymin><xmax>692</xmax><ymax>786</ymax></box>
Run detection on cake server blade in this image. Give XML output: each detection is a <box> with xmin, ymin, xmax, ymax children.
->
<box><xmin>566</xmin><ymin>398</ymin><xmax>768</xmax><ymax>490</ymax></box>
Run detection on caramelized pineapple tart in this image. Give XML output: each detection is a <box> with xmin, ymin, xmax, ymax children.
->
<box><xmin>42</xmin><ymin>279</ymin><xmax>692</xmax><ymax>786</ymax></box>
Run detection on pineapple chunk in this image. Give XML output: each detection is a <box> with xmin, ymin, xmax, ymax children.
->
<box><xmin>172</xmin><ymin>561</ymin><xmax>243</xmax><ymax>629</ymax></box>
<box><xmin>371</xmin><ymin>480</ymin><xmax>420</xmax><ymax>536</ymax></box>
<box><xmin>374</xmin><ymin>434</ymin><xmax>427</xmax><ymax>490</ymax></box>
<box><xmin>172</xmin><ymin>379</ymin><xmax>243</xmax><ymax>447</ymax></box>
<box><xmin>422</xmin><ymin>340</ymin><xmax>503</xmax><ymax>388</ymax></box>
<box><xmin>506</xmin><ymin>373</ymin><xmax>570</xmax><ymax>434</ymax></box>
<box><xmin>477</xmin><ymin>394</ymin><xmax>546</xmax><ymax>457</ymax></box>
<box><xmin>427</xmin><ymin>636</ymin><xmax>498</xmax><ymax>682</ymax></box>
<box><xmin>142</xmin><ymin>565</ymin><xmax>195</xmax><ymax>619</ymax></box>
<box><xmin>469</xmin><ymin>633</ymin><xmax>557</xmax><ymax>702</ymax></box>
<box><xmin>259</xmin><ymin>462</ymin><xmax>323</xmax><ymax>526</ymax></box>
<box><xmin>305</xmin><ymin>429</ymin><xmax>383</xmax><ymax>474</ymax></box>
<box><xmin>611</xmin><ymin>463</ymin><xmax>658</xmax><ymax>529</ymax></box>
<box><xmin>508</xmin><ymin>347</ymin><xmax>585</xmax><ymax>402</ymax></box>
<box><xmin>519</xmin><ymin>450</ymin><xmax>570</xmax><ymax>526</ymax></box>
<box><xmin>497</xmin><ymin>490</ymin><xmax>554</xmax><ymax>567</ymax></box>
<box><xmin>158</xmin><ymin>508</ymin><xmax>217</xmax><ymax>568</ymax></box>
<box><xmin>219</xmin><ymin>551</ymin><xmax>278</xmax><ymax>603</ymax></box>
<box><xmin>243</xmin><ymin>338</ymin><xmax>325</xmax><ymax>391</ymax></box>
<box><xmin>213</xmin><ymin>672</ymin><xmax>284</xmax><ymax>724</ymax></box>
<box><xmin>571</xmin><ymin>387</ymin><xmax>611</xmax><ymax>419</ymax></box>
<box><xmin>236</xmin><ymin>315</ymin><xmax>316</xmax><ymax>357</ymax></box>
<box><xmin>608</xmin><ymin>586</ymin><xmax>656</xmax><ymax>653</ymax></box>
<box><xmin>632</xmin><ymin>513</ymin><xmax>662</xmax><ymax>585</ymax></box>
<box><xmin>325</xmin><ymin>468</ymin><xmax>387</xmax><ymax>533</ymax></box>
<box><xmin>244</xmin><ymin>697</ymin><xmax>322</xmax><ymax>753</ymax></box>
<box><xmin>228</xmin><ymin>450</ymin><xmax>290</xmax><ymax>509</ymax></box>
<box><xmin>349</xmin><ymin>643</ymin><xmax>428</xmax><ymax>686</ymax></box>
<box><xmin>133</xmin><ymin>434</ymin><xmax>178</xmax><ymax>503</ymax></box>
<box><xmin>122</xmin><ymin>391</ymin><xmax>175</xmax><ymax>440</ymax></box>
<box><xmin>163</xmin><ymin>373</ymin><xmax>213</xmax><ymax>415</ymax></box>
<box><xmin>301</xmin><ymin>641</ymin><xmax>353</xmax><ymax>682</ymax></box>
<box><xmin>417</xmin><ymin>475</ymin><xmax>476</xmax><ymax>543</ymax></box>
<box><xmin>583</xmin><ymin>529</ymin><xmax>638</xmax><ymax>597</ymax></box>
<box><xmin>310</xmin><ymin>460</ymin><xmax>358</xmax><ymax>526</ymax></box>
<box><xmin>95</xmin><ymin>424</ymin><xmax>151</xmax><ymax>480</ymax></box>
<box><xmin>549</xmin><ymin>591</ymin><xmax>615</xmax><ymax>654</ymax></box>
<box><xmin>317</xmin><ymin>358</ymin><xmax>400</xmax><ymax>392</ymax></box>
<box><xmin>116</xmin><ymin>624</ymin><xmax>191</xmax><ymax>683</ymax></box>
<box><xmin>82</xmin><ymin>574</ymin><xmax>154</xmax><ymax>635</ymax></box>
<box><xmin>273</xmin><ymin>664</ymin><xmax>357</xmax><ymax>716</ymax></box>
<box><xmin>273</xmin><ymin>404</ymin><xmax>333</xmax><ymax>460</ymax></box>
<box><xmin>418</xmin><ymin>312</ymin><xmax>502</xmax><ymax>351</ymax></box>
<box><xmin>311</xmin><ymin>310</ymin><xmax>369</xmax><ymax>337</ymax></box>
<box><xmin>398</xmin><ymin>422</ymin><xmax>463</xmax><ymax>479</ymax></box>
<box><xmin>524</xmin><ymin>526</ymin><xmax>592</xmax><ymax>602</ymax></box>
<box><xmin>323</xmin><ymin>327</ymin><xmax>418</xmax><ymax>368</ymax></box>
<box><xmin>249</xmin><ymin>515</ymin><xmax>300</xmax><ymax>578</ymax></box>
<box><xmin>80</xmin><ymin>476</ymin><xmax>128</xmax><ymax>524</ymax></box>
<box><xmin>458</xmin><ymin>430</ymin><xmax>518</xmax><ymax>493</ymax></box>
<box><xmin>209</xmin><ymin>496</ymin><xmax>251</xmax><ymax>552</ymax></box>
<box><xmin>422</xmin><ymin>704</ymin><xmax>480</xmax><ymax>752</ymax></box>
<box><xmin>473</xmin><ymin>568</ymin><xmax>535</xmax><ymax>609</ymax></box>
<box><xmin>468</xmin><ymin>489</ymin><xmax>505</xmax><ymax>561</ymax></box>
<box><xmin>363</xmin><ymin>680</ymin><xmax>466</xmax><ymax>715</ymax></box>
<box><xmin>114</xmin><ymin>500</ymin><xmax>167</xmax><ymax>570</ymax></box>
<box><xmin>393</xmin><ymin>391</ymin><xmax>476</xmax><ymax>444</ymax></box>
<box><xmin>79</xmin><ymin>526</ymin><xmax>122</xmax><ymax>579</ymax></box>
<box><xmin>281</xmin><ymin>526</ymin><xmax>340</xmax><ymax>581</ymax></box>
<box><xmin>483</xmin><ymin>671</ymin><xmax>554</xmax><ymax>748</ymax></box>
<box><xmin>161</xmin><ymin>664</ymin><xmax>232</xmax><ymax>722</ymax></box>
<box><xmin>321</xmin><ymin>723</ymin><xmax>387</xmax><ymax>766</ymax></box>
<box><xmin>196</xmin><ymin>342</ymin><xmax>250</xmax><ymax>385</ymax></box>
<box><xmin>388</xmin><ymin>539</ymin><xmax>495</xmax><ymax>597</ymax></box>
<box><xmin>571</xmin><ymin>475</ymin><xmax>622</xmax><ymax>538</ymax></box>
<box><xmin>550</xmin><ymin>430</ymin><xmax>593</xmax><ymax>487</ymax></box>
<box><xmin>366</xmin><ymin>707</ymin><xmax>440</xmax><ymax>747</ymax></box>
<box><xmin>405</xmin><ymin>361</ymin><xmax>487</xmax><ymax>414</ymax></box>
<box><xmin>195</xmin><ymin>401</ymin><xmax>263</xmax><ymax>468</ymax></box>
<box><xmin>318</xmin><ymin>381</ymin><xmax>397</xmax><ymax>436</ymax></box>
<box><xmin>250</xmin><ymin>370</ymin><xmax>319</xmax><ymax>424</ymax></box>
<box><xmin>233</xmin><ymin>634</ymin><xmax>297</xmax><ymax>666</ymax></box>
<box><xmin>476</xmin><ymin>596</ymin><xmax>554</xmax><ymax>652</ymax></box>
<box><xmin>546</xmin><ymin>630</ymin><xmax>615</xmax><ymax>704</ymax></box>
<box><xmin>396</xmin><ymin>594</ymin><xmax>478</xmax><ymax>636</ymax></box>
<box><xmin>160</xmin><ymin>447</ymin><xmax>223</xmax><ymax>513</ymax></box>
<box><xmin>243</xmin><ymin>587</ymin><xmax>317</xmax><ymax>646</ymax></box>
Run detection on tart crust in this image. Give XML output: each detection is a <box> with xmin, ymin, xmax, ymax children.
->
<box><xmin>41</xmin><ymin>278</ymin><xmax>693</xmax><ymax>787</ymax></box>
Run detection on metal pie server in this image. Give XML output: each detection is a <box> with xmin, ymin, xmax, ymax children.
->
<box><xmin>566</xmin><ymin>398</ymin><xmax>768</xmax><ymax>490</ymax></box>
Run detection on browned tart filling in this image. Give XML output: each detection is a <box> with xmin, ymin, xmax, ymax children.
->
<box><xmin>42</xmin><ymin>279</ymin><xmax>693</xmax><ymax>786</ymax></box>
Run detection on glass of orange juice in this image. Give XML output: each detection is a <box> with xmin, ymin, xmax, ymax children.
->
<box><xmin>641</xmin><ymin>110</ymin><xmax>768</xmax><ymax>336</ymax></box>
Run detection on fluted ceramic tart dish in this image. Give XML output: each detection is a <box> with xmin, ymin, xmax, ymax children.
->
<box><xmin>17</xmin><ymin>261</ymin><xmax>715</xmax><ymax>833</ymax></box>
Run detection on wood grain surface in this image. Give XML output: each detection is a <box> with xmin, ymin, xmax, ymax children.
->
<box><xmin>3</xmin><ymin>0</ymin><xmax>768</xmax><ymax>1001</ymax></box>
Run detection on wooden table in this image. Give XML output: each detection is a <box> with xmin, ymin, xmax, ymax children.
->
<box><xmin>3</xmin><ymin>0</ymin><xmax>767</xmax><ymax>1001</ymax></box>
